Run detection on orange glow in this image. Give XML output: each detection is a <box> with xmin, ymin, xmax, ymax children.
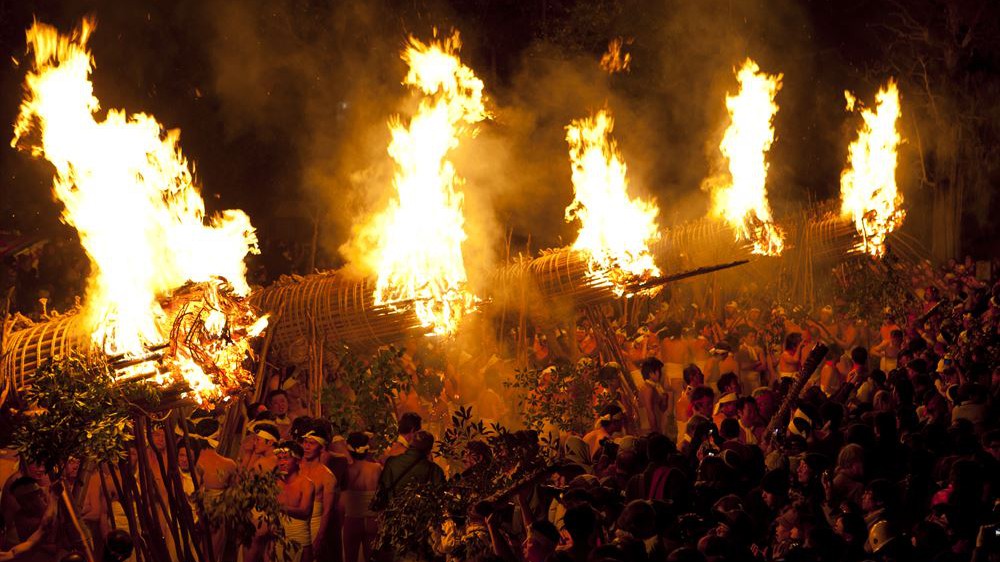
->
<box><xmin>840</xmin><ymin>81</ymin><xmax>904</xmax><ymax>257</ymax></box>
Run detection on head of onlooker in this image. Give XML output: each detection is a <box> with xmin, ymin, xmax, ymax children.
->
<box><xmin>409</xmin><ymin>430</ymin><xmax>435</xmax><ymax>458</ymax></box>
<box><xmin>398</xmin><ymin>412</ymin><xmax>422</xmax><ymax>444</ymax></box>
<box><xmin>641</xmin><ymin>357</ymin><xmax>664</xmax><ymax>382</ymax></box>
<box><xmin>265</xmin><ymin>389</ymin><xmax>289</xmax><ymax>418</ymax></box>
<box><xmin>346</xmin><ymin>432</ymin><xmax>373</xmax><ymax>461</ymax></box>
<box><xmin>683</xmin><ymin>364</ymin><xmax>705</xmax><ymax>388</ymax></box>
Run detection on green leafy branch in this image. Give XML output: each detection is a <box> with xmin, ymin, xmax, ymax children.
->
<box><xmin>12</xmin><ymin>352</ymin><xmax>161</xmax><ymax>471</ymax></box>
<box><xmin>197</xmin><ymin>467</ymin><xmax>299</xmax><ymax>562</ymax></box>
<box><xmin>321</xmin><ymin>345</ymin><xmax>412</xmax><ymax>453</ymax></box>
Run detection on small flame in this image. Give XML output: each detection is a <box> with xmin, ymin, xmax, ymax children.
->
<box><xmin>364</xmin><ymin>31</ymin><xmax>485</xmax><ymax>336</ymax></box>
<box><xmin>13</xmin><ymin>19</ymin><xmax>263</xmax><ymax>402</ymax></box>
<box><xmin>840</xmin><ymin>80</ymin><xmax>904</xmax><ymax>257</ymax></box>
<box><xmin>565</xmin><ymin>110</ymin><xmax>661</xmax><ymax>293</ymax></box>
<box><xmin>600</xmin><ymin>38</ymin><xmax>632</xmax><ymax>74</ymax></box>
<box><xmin>709</xmin><ymin>59</ymin><xmax>785</xmax><ymax>256</ymax></box>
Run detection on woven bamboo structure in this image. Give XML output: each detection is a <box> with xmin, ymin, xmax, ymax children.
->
<box><xmin>248</xmin><ymin>270</ymin><xmax>425</xmax><ymax>365</ymax></box>
<box><xmin>0</xmin><ymin>314</ymin><xmax>90</xmax><ymax>390</ymax></box>
<box><xmin>2</xmin><ymin>205</ymin><xmax>917</xmax><ymax>383</ymax></box>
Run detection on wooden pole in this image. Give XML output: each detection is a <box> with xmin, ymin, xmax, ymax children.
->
<box><xmin>60</xmin><ymin>485</ymin><xmax>97</xmax><ymax>562</ymax></box>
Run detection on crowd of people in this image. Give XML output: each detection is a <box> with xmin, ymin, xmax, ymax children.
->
<box><xmin>1</xmin><ymin>255</ymin><xmax>998</xmax><ymax>562</ymax></box>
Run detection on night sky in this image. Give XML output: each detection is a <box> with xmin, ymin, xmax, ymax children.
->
<box><xmin>1</xmin><ymin>0</ymin><xmax>997</xmax><ymax>274</ymax></box>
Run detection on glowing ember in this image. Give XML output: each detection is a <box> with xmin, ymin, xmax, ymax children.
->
<box><xmin>565</xmin><ymin>110</ymin><xmax>661</xmax><ymax>294</ymax></box>
<box><xmin>840</xmin><ymin>80</ymin><xmax>904</xmax><ymax>257</ymax></box>
<box><xmin>600</xmin><ymin>38</ymin><xmax>632</xmax><ymax>74</ymax></box>
<box><xmin>709</xmin><ymin>59</ymin><xmax>785</xmax><ymax>256</ymax></box>
<box><xmin>359</xmin><ymin>31</ymin><xmax>484</xmax><ymax>336</ymax></box>
<box><xmin>13</xmin><ymin>19</ymin><xmax>264</xmax><ymax>402</ymax></box>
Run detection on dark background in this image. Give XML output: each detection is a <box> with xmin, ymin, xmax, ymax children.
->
<box><xmin>1</xmin><ymin>0</ymin><xmax>997</xmax><ymax>280</ymax></box>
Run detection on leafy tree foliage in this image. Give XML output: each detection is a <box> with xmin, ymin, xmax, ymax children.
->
<box><xmin>506</xmin><ymin>358</ymin><xmax>617</xmax><ymax>435</ymax></box>
<box><xmin>321</xmin><ymin>345</ymin><xmax>412</xmax><ymax>453</ymax></box>
<box><xmin>13</xmin><ymin>352</ymin><xmax>160</xmax><ymax>471</ymax></box>
<box><xmin>197</xmin><ymin>467</ymin><xmax>298</xmax><ymax>561</ymax></box>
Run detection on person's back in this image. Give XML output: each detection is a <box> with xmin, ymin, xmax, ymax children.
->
<box><xmin>377</xmin><ymin>431</ymin><xmax>443</xmax><ymax>507</ymax></box>
<box><xmin>342</xmin><ymin>433</ymin><xmax>382</xmax><ymax>562</ymax></box>
<box><xmin>197</xmin><ymin>448</ymin><xmax>236</xmax><ymax>491</ymax></box>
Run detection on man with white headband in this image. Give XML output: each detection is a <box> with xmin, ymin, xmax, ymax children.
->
<box><xmin>342</xmin><ymin>432</ymin><xmax>381</xmax><ymax>562</ymax></box>
<box><xmin>299</xmin><ymin>426</ymin><xmax>337</xmax><ymax>558</ymax></box>
<box><xmin>243</xmin><ymin>421</ymin><xmax>280</xmax><ymax>473</ymax></box>
<box><xmin>275</xmin><ymin>441</ymin><xmax>315</xmax><ymax>562</ymax></box>
<box><xmin>189</xmin><ymin>418</ymin><xmax>236</xmax><ymax>559</ymax></box>
<box><xmin>582</xmin><ymin>404</ymin><xmax>626</xmax><ymax>460</ymax></box>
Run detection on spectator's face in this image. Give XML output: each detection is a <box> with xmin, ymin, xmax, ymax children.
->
<box><xmin>861</xmin><ymin>489</ymin><xmax>877</xmax><ymax>512</ymax></box>
<box><xmin>987</xmin><ymin>439</ymin><xmax>1000</xmax><ymax>462</ymax></box>
<box><xmin>178</xmin><ymin>447</ymin><xmax>190</xmax><ymax>471</ymax></box>
<box><xmin>64</xmin><ymin>457</ymin><xmax>81</xmax><ymax>480</ymax></box>
<box><xmin>462</xmin><ymin>449</ymin><xmax>481</xmax><ymax>469</ymax></box>
<box><xmin>301</xmin><ymin>439</ymin><xmax>322</xmax><ymax>461</ymax></box>
<box><xmin>722</xmin><ymin>402</ymin><xmax>739</xmax><ymax>418</ymax></box>
<box><xmin>152</xmin><ymin>428</ymin><xmax>166</xmax><ymax>451</ymax></box>
<box><xmin>762</xmin><ymin>490</ymin><xmax>779</xmax><ymax>509</ymax></box>
<box><xmin>797</xmin><ymin>461</ymin><xmax>812</xmax><ymax>484</ymax></box>
<box><xmin>693</xmin><ymin>396</ymin><xmax>713</xmax><ymax>416</ymax></box>
<box><xmin>25</xmin><ymin>461</ymin><xmax>46</xmax><ymax>480</ymax></box>
<box><xmin>276</xmin><ymin>451</ymin><xmax>298</xmax><ymax>474</ymax></box>
<box><xmin>254</xmin><ymin>436</ymin><xmax>274</xmax><ymax>455</ymax></box>
<box><xmin>740</xmin><ymin>401</ymin><xmax>758</xmax><ymax>423</ymax></box>
<box><xmin>269</xmin><ymin>395</ymin><xmax>289</xmax><ymax>416</ymax></box>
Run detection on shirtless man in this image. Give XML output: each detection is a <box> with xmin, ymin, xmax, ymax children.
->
<box><xmin>1</xmin><ymin>459</ymin><xmax>48</xmax><ymax>540</ymax></box>
<box><xmin>582</xmin><ymin>405</ymin><xmax>625</xmax><ymax>460</ymax></box>
<box><xmin>242</xmin><ymin>422</ymin><xmax>280</xmax><ymax>473</ymax></box>
<box><xmin>736</xmin><ymin>328</ymin><xmax>766</xmax><ymax>391</ymax></box>
<box><xmin>871</xmin><ymin>329</ymin><xmax>903</xmax><ymax>373</ymax></box>
<box><xmin>342</xmin><ymin>432</ymin><xmax>382</xmax><ymax>562</ymax></box>
<box><xmin>275</xmin><ymin>442</ymin><xmax>316</xmax><ymax>562</ymax></box>
<box><xmin>637</xmin><ymin>357</ymin><xmax>668</xmax><ymax>434</ymax></box>
<box><xmin>8</xmin><ymin>477</ymin><xmax>59</xmax><ymax>562</ymax></box>
<box><xmin>190</xmin><ymin>418</ymin><xmax>236</xmax><ymax>558</ymax></box>
<box><xmin>705</xmin><ymin>342</ymin><xmax>739</xmax><ymax>387</ymax></box>
<box><xmin>657</xmin><ymin>322</ymin><xmax>688</xmax><ymax>412</ymax></box>
<box><xmin>777</xmin><ymin>333</ymin><xmax>804</xmax><ymax>383</ymax></box>
<box><xmin>299</xmin><ymin>427</ymin><xmax>337</xmax><ymax>558</ymax></box>
<box><xmin>688</xmin><ymin>321</ymin><xmax>713</xmax><ymax>375</ymax></box>
<box><xmin>812</xmin><ymin>305</ymin><xmax>839</xmax><ymax>342</ymax></box>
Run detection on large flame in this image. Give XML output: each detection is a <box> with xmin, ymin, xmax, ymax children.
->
<box><xmin>365</xmin><ymin>31</ymin><xmax>484</xmax><ymax>336</ymax></box>
<box><xmin>13</xmin><ymin>19</ymin><xmax>263</xmax><ymax>402</ymax></box>
<box><xmin>565</xmin><ymin>110</ymin><xmax>661</xmax><ymax>293</ymax></box>
<box><xmin>709</xmin><ymin>59</ymin><xmax>785</xmax><ymax>256</ymax></box>
<box><xmin>840</xmin><ymin>81</ymin><xmax>904</xmax><ymax>257</ymax></box>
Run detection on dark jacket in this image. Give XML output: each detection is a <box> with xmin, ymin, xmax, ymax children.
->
<box><xmin>376</xmin><ymin>448</ymin><xmax>445</xmax><ymax>505</ymax></box>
